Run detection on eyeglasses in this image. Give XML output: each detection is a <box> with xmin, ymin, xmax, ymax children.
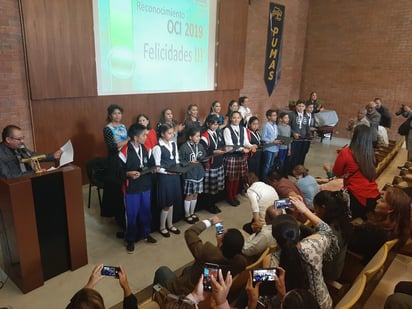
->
<box><xmin>10</xmin><ymin>136</ymin><xmax>25</xmax><ymax>141</ymax></box>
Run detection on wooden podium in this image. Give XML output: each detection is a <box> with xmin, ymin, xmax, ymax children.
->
<box><xmin>0</xmin><ymin>165</ymin><xmax>88</xmax><ymax>293</ymax></box>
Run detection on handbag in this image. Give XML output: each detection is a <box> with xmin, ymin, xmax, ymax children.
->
<box><xmin>398</xmin><ymin>117</ymin><xmax>411</xmax><ymax>136</ymax></box>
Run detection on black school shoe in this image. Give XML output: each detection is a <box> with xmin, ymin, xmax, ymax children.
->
<box><xmin>207</xmin><ymin>205</ymin><xmax>221</xmax><ymax>214</ymax></box>
<box><xmin>168</xmin><ymin>226</ymin><xmax>181</xmax><ymax>234</ymax></box>
<box><xmin>185</xmin><ymin>216</ymin><xmax>195</xmax><ymax>224</ymax></box>
<box><xmin>145</xmin><ymin>235</ymin><xmax>157</xmax><ymax>243</ymax></box>
<box><xmin>160</xmin><ymin>229</ymin><xmax>170</xmax><ymax>238</ymax></box>
<box><xmin>126</xmin><ymin>242</ymin><xmax>135</xmax><ymax>253</ymax></box>
<box><xmin>226</xmin><ymin>199</ymin><xmax>239</xmax><ymax>207</ymax></box>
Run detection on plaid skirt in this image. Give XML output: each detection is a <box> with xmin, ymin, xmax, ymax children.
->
<box><xmin>204</xmin><ymin>165</ymin><xmax>225</xmax><ymax>194</ymax></box>
<box><xmin>183</xmin><ymin>178</ymin><xmax>204</xmax><ymax>195</ymax></box>
<box><xmin>224</xmin><ymin>155</ymin><xmax>248</xmax><ymax>180</ymax></box>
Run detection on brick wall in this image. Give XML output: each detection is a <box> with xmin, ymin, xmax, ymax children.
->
<box><xmin>3</xmin><ymin>0</ymin><xmax>410</xmax><ymax>147</ymax></box>
<box><xmin>301</xmin><ymin>0</ymin><xmax>412</xmax><ymax>140</ymax></box>
<box><xmin>241</xmin><ymin>0</ymin><xmax>310</xmax><ymax>118</ymax></box>
<box><xmin>0</xmin><ymin>0</ymin><xmax>32</xmax><ymax>147</ymax></box>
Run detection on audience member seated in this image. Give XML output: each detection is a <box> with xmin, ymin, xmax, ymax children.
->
<box><xmin>313</xmin><ymin>191</ymin><xmax>353</xmax><ymax>282</ymax></box>
<box><xmin>153</xmin><ymin>216</ymin><xmax>247</xmax><ymax>295</ymax></box>
<box><xmin>242</xmin><ymin>206</ymin><xmax>279</xmax><ymax>259</ymax></box>
<box><xmin>348</xmin><ymin>187</ymin><xmax>411</xmax><ymax>263</ymax></box>
<box><xmin>365</xmin><ymin>101</ymin><xmax>381</xmax><ymax>147</ymax></box>
<box><xmin>263</xmin><ymin>197</ymin><xmax>338</xmax><ymax>309</ymax></box>
<box><xmin>377</xmin><ymin>125</ymin><xmax>389</xmax><ymax>147</ymax></box>
<box><xmin>292</xmin><ymin>165</ymin><xmax>319</xmax><ymax>208</ymax></box>
<box><xmin>241</xmin><ymin>172</ymin><xmax>279</xmax><ymax>234</ymax></box>
<box><xmin>267</xmin><ymin>170</ymin><xmax>310</xmax><ymax>223</ymax></box>
<box><xmin>384</xmin><ymin>281</ymin><xmax>412</xmax><ymax>309</ymax></box>
<box><xmin>245</xmin><ymin>266</ymin><xmax>320</xmax><ymax>309</ymax></box>
<box><xmin>347</xmin><ymin>108</ymin><xmax>370</xmax><ymax>133</ymax></box>
<box><xmin>66</xmin><ymin>264</ymin><xmax>138</xmax><ymax>309</ymax></box>
<box><xmin>0</xmin><ymin>124</ymin><xmax>62</xmax><ymax>179</ymax></box>
<box><xmin>266</xmin><ymin>170</ymin><xmax>306</xmax><ymax>203</ymax></box>
<box><xmin>156</xmin><ymin>269</ymin><xmax>232</xmax><ymax>309</ymax></box>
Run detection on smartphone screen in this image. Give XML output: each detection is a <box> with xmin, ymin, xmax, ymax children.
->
<box><xmin>275</xmin><ymin>198</ymin><xmax>292</xmax><ymax>209</ymax></box>
<box><xmin>101</xmin><ymin>266</ymin><xmax>120</xmax><ymax>277</ymax></box>
<box><xmin>252</xmin><ymin>268</ymin><xmax>277</xmax><ymax>295</ymax></box>
<box><xmin>252</xmin><ymin>268</ymin><xmax>277</xmax><ymax>285</ymax></box>
<box><xmin>203</xmin><ymin>263</ymin><xmax>219</xmax><ymax>291</ymax></box>
<box><xmin>215</xmin><ymin>222</ymin><xmax>224</xmax><ymax>235</ymax></box>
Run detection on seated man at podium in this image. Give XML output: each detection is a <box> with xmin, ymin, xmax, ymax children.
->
<box><xmin>0</xmin><ymin>124</ymin><xmax>62</xmax><ymax>179</ymax></box>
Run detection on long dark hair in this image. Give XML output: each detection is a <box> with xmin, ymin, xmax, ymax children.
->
<box><xmin>272</xmin><ymin>215</ymin><xmax>309</xmax><ymax>291</ymax></box>
<box><xmin>136</xmin><ymin>114</ymin><xmax>151</xmax><ymax>130</ymax></box>
<box><xmin>247</xmin><ymin>116</ymin><xmax>259</xmax><ymax>131</ymax></box>
<box><xmin>350</xmin><ymin>124</ymin><xmax>376</xmax><ymax>181</ymax></box>
<box><xmin>377</xmin><ymin>187</ymin><xmax>411</xmax><ymax>247</ymax></box>
<box><xmin>159</xmin><ymin>108</ymin><xmax>173</xmax><ymax>124</ymax></box>
<box><xmin>226</xmin><ymin>100</ymin><xmax>238</xmax><ymax>117</ymax></box>
<box><xmin>313</xmin><ymin>191</ymin><xmax>353</xmax><ymax>244</ymax></box>
<box><xmin>282</xmin><ymin>289</ymin><xmax>320</xmax><ymax>309</ymax></box>
<box><xmin>210</xmin><ymin>100</ymin><xmax>220</xmax><ymax>113</ymax></box>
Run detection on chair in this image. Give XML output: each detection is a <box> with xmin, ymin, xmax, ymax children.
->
<box><xmin>384</xmin><ymin>238</ymin><xmax>399</xmax><ymax>253</ymax></box>
<box><xmin>268</xmin><ymin>243</ymin><xmax>278</xmax><ymax>253</ymax></box>
<box><xmin>334</xmin><ymin>273</ymin><xmax>366</xmax><ymax>309</ymax></box>
<box><xmin>317</xmin><ymin>125</ymin><xmax>335</xmax><ymax>143</ymax></box>
<box><xmin>86</xmin><ymin>157</ymin><xmax>108</xmax><ymax>208</ymax></box>
<box><xmin>362</xmin><ymin>242</ymin><xmax>388</xmax><ymax>282</ymax></box>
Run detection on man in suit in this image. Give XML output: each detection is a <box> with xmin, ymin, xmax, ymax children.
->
<box><xmin>0</xmin><ymin>124</ymin><xmax>62</xmax><ymax>179</ymax></box>
<box><xmin>288</xmin><ymin>99</ymin><xmax>311</xmax><ymax>173</ymax></box>
<box><xmin>153</xmin><ymin>216</ymin><xmax>246</xmax><ymax>295</ymax></box>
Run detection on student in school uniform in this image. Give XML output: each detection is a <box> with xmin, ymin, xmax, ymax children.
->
<box><xmin>200</xmin><ymin>114</ymin><xmax>226</xmax><ymax>213</ymax></box>
<box><xmin>277</xmin><ymin>111</ymin><xmax>292</xmax><ymax>176</ymax></box>
<box><xmin>288</xmin><ymin>99</ymin><xmax>311</xmax><ymax>173</ymax></box>
<box><xmin>152</xmin><ymin>123</ymin><xmax>182</xmax><ymax>238</ymax></box>
<box><xmin>246</xmin><ymin>116</ymin><xmax>263</xmax><ymax>180</ymax></box>
<box><xmin>119</xmin><ymin>124</ymin><xmax>157</xmax><ymax>253</ymax></box>
<box><xmin>261</xmin><ymin>109</ymin><xmax>281</xmax><ymax>181</ymax></box>
<box><xmin>179</xmin><ymin>126</ymin><xmax>206</xmax><ymax>224</ymax></box>
<box><xmin>223</xmin><ymin>111</ymin><xmax>255</xmax><ymax>206</ymax></box>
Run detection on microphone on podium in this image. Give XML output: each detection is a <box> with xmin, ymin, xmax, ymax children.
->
<box><xmin>19</xmin><ymin>144</ymin><xmax>32</xmax><ymax>158</ymax></box>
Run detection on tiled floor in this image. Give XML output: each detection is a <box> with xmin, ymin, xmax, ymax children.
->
<box><xmin>0</xmin><ymin>136</ymin><xmax>410</xmax><ymax>308</ymax></box>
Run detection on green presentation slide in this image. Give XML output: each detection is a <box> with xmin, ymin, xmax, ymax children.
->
<box><xmin>93</xmin><ymin>0</ymin><xmax>217</xmax><ymax>95</ymax></box>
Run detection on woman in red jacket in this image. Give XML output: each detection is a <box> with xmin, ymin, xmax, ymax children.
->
<box><xmin>333</xmin><ymin>124</ymin><xmax>379</xmax><ymax>220</ymax></box>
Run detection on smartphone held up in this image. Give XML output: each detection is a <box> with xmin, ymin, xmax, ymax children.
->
<box><xmin>274</xmin><ymin>198</ymin><xmax>292</xmax><ymax>210</ymax></box>
<box><xmin>203</xmin><ymin>263</ymin><xmax>219</xmax><ymax>291</ymax></box>
<box><xmin>215</xmin><ymin>222</ymin><xmax>224</xmax><ymax>235</ymax></box>
<box><xmin>101</xmin><ymin>266</ymin><xmax>120</xmax><ymax>278</ymax></box>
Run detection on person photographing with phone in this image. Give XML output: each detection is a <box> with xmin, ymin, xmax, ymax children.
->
<box><xmin>153</xmin><ymin>215</ymin><xmax>247</xmax><ymax>296</ymax></box>
<box><xmin>262</xmin><ymin>196</ymin><xmax>338</xmax><ymax>309</ymax></box>
<box><xmin>246</xmin><ymin>266</ymin><xmax>320</xmax><ymax>309</ymax></box>
<box><xmin>155</xmin><ymin>268</ymin><xmax>232</xmax><ymax>309</ymax></box>
<box><xmin>66</xmin><ymin>264</ymin><xmax>137</xmax><ymax>309</ymax></box>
